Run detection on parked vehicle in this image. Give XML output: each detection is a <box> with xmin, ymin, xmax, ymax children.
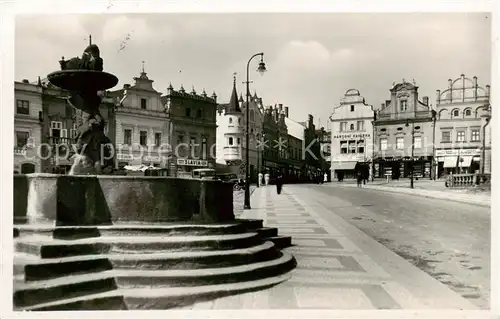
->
<box><xmin>233</xmin><ymin>179</ymin><xmax>246</xmax><ymax>191</ymax></box>
<box><xmin>192</xmin><ymin>168</ymin><xmax>217</xmax><ymax>180</ymax></box>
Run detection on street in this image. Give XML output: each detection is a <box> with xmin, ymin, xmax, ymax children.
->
<box><xmin>207</xmin><ymin>183</ymin><xmax>490</xmax><ymax>309</ymax></box>
<box><xmin>291</xmin><ymin>183</ymin><xmax>490</xmax><ymax>309</ymax></box>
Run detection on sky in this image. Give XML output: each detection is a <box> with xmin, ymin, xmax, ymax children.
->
<box><xmin>15</xmin><ymin>13</ymin><xmax>491</xmax><ymax>128</ymax></box>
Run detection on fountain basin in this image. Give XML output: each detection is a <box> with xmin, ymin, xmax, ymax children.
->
<box><xmin>47</xmin><ymin>70</ymin><xmax>118</xmax><ymax>91</ymax></box>
<box><xmin>14</xmin><ymin>174</ymin><xmax>234</xmax><ymax>226</ymax></box>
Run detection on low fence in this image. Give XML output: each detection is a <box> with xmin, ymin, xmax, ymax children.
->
<box><xmin>445</xmin><ymin>173</ymin><xmax>491</xmax><ymax>188</ymax></box>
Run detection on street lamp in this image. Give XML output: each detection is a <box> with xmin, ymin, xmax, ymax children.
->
<box><xmin>244</xmin><ymin>53</ymin><xmax>266</xmax><ymax>210</ymax></box>
<box><xmin>405</xmin><ymin>119</ymin><xmax>415</xmax><ymax>189</ymax></box>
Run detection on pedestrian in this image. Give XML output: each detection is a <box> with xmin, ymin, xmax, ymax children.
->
<box><xmin>258</xmin><ymin>172</ymin><xmax>263</xmax><ymax>187</ymax></box>
<box><xmin>357</xmin><ymin>171</ymin><xmax>363</xmax><ymax>187</ymax></box>
<box><xmin>276</xmin><ymin>173</ymin><xmax>284</xmax><ymax>194</ymax></box>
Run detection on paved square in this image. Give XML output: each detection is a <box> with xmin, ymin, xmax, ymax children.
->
<box><xmin>294</xmin><ymin>287</ymin><xmax>374</xmax><ymax>309</ymax></box>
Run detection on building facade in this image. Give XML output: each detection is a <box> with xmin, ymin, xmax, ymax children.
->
<box><xmin>317</xmin><ymin>128</ymin><xmax>332</xmax><ymax>181</ymax></box>
<box><xmin>434</xmin><ymin>74</ymin><xmax>491</xmax><ymax>178</ymax></box>
<box><xmin>241</xmin><ymin>93</ymin><xmax>265</xmax><ymax>181</ymax></box>
<box><xmin>330</xmin><ymin>89</ymin><xmax>374</xmax><ymax>180</ymax></box>
<box><xmin>373</xmin><ymin>80</ymin><xmax>436</xmax><ymax>179</ymax></box>
<box><xmin>14</xmin><ymin>80</ymin><xmax>43</xmax><ymax>174</ymax></box>
<box><xmin>162</xmin><ymin>84</ymin><xmax>218</xmax><ymax>178</ymax></box>
<box><xmin>284</xmin><ymin>115</ymin><xmax>306</xmax><ymax>182</ymax></box>
<box><xmin>110</xmin><ymin>70</ymin><xmax>168</xmax><ymax>169</ymax></box>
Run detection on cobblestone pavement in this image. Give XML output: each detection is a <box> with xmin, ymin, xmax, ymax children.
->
<box><xmin>180</xmin><ymin>184</ymin><xmax>480</xmax><ymax>310</ymax></box>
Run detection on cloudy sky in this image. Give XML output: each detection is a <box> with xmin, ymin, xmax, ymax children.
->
<box><xmin>15</xmin><ymin>13</ymin><xmax>491</xmax><ymax>127</ymax></box>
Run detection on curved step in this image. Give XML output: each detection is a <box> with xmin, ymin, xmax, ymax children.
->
<box><xmin>15</xmin><ymin>223</ymin><xmax>248</xmax><ymax>239</ymax></box>
<box><xmin>16</xmin><ymin>232</ymin><xmax>262</xmax><ymax>258</ymax></box>
<box><xmin>14</xmin><ymin>253</ymin><xmax>296</xmax><ymax>310</ymax></box>
<box><xmin>15</xmin><ymin>242</ymin><xmax>279</xmax><ymax>281</ymax></box>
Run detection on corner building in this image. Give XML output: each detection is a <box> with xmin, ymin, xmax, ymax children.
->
<box><xmin>330</xmin><ymin>89</ymin><xmax>374</xmax><ymax>180</ymax></box>
<box><xmin>434</xmin><ymin>74</ymin><xmax>491</xmax><ymax>177</ymax></box>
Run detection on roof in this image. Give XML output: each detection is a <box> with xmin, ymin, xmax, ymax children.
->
<box><xmin>226</xmin><ymin>76</ymin><xmax>241</xmax><ymax>114</ymax></box>
<box><xmin>285</xmin><ymin>117</ymin><xmax>305</xmax><ymax>140</ymax></box>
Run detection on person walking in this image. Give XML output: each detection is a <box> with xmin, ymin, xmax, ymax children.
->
<box><xmin>258</xmin><ymin>172</ymin><xmax>263</xmax><ymax>187</ymax></box>
<box><xmin>264</xmin><ymin>172</ymin><xmax>270</xmax><ymax>186</ymax></box>
<box><xmin>276</xmin><ymin>173</ymin><xmax>284</xmax><ymax>194</ymax></box>
<box><xmin>357</xmin><ymin>171</ymin><xmax>363</xmax><ymax>188</ymax></box>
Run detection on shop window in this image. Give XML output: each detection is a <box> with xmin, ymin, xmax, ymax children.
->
<box><xmin>471</xmin><ymin>130</ymin><xmax>480</xmax><ymax>142</ymax></box>
<box><xmin>456</xmin><ymin>131</ymin><xmax>465</xmax><ymax>142</ymax></box>
<box><xmin>396</xmin><ymin>137</ymin><xmax>404</xmax><ymax>150</ymax></box>
<box><xmin>357</xmin><ymin>140</ymin><xmax>365</xmax><ymax>153</ymax></box>
<box><xmin>380</xmin><ymin>138</ymin><xmax>387</xmax><ymax>151</ymax></box>
<box><xmin>441</xmin><ymin>131</ymin><xmax>451</xmax><ymax>142</ymax></box>
<box><xmin>340</xmin><ymin>141</ymin><xmax>348</xmax><ymax>154</ymax></box>
<box><xmin>139</xmin><ymin>131</ymin><xmax>148</xmax><ymax>146</ymax></box>
<box><xmin>414</xmin><ymin>136</ymin><xmax>422</xmax><ymax>149</ymax></box>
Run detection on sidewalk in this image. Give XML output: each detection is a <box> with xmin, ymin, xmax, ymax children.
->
<box><xmin>332</xmin><ymin>179</ymin><xmax>490</xmax><ymax>207</ymax></box>
<box><xmin>186</xmin><ymin>186</ymin><xmax>479</xmax><ymax>310</ymax></box>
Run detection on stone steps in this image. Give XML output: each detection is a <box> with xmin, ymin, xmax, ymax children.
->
<box><xmin>15</xmin><ymin>253</ymin><xmax>295</xmax><ymax>310</ymax></box>
<box><xmin>14</xmin><ymin>220</ymin><xmax>295</xmax><ymax>311</ymax></box>
<box><xmin>16</xmin><ymin>233</ymin><xmax>262</xmax><ymax>258</ymax></box>
<box><xmin>17</xmin><ymin>272</ymin><xmax>293</xmax><ymax>311</ymax></box>
<box><xmin>15</xmin><ymin>241</ymin><xmax>279</xmax><ymax>281</ymax></box>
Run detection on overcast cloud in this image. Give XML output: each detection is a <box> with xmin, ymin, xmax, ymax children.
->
<box><xmin>15</xmin><ymin>13</ymin><xmax>491</xmax><ymax>127</ymax></box>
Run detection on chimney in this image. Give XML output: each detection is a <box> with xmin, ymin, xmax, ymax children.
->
<box><xmin>423</xmin><ymin>96</ymin><xmax>429</xmax><ymax>106</ymax></box>
<box><xmin>22</xmin><ymin>79</ymin><xmax>29</xmax><ymax>83</ymax></box>
<box><xmin>284</xmin><ymin>106</ymin><xmax>289</xmax><ymax>117</ymax></box>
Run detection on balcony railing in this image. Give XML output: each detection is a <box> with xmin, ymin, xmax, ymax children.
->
<box><xmin>445</xmin><ymin>173</ymin><xmax>491</xmax><ymax>188</ymax></box>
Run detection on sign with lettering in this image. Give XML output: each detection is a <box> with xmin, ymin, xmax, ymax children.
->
<box><xmin>143</xmin><ymin>156</ymin><xmax>161</xmax><ymax>163</ymax></box>
<box><xmin>435</xmin><ymin>149</ymin><xmax>480</xmax><ymax>157</ymax></box>
<box><xmin>332</xmin><ymin>133</ymin><xmax>371</xmax><ymax>139</ymax></box>
<box><xmin>117</xmin><ymin>154</ymin><xmax>134</xmax><ymax>160</ymax></box>
<box><xmin>177</xmin><ymin>159</ymin><xmax>208</xmax><ymax>167</ymax></box>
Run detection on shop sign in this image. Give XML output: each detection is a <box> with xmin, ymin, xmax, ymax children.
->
<box><xmin>332</xmin><ymin>133</ymin><xmax>371</xmax><ymax>139</ymax></box>
<box><xmin>177</xmin><ymin>159</ymin><xmax>208</xmax><ymax>167</ymax></box>
<box><xmin>143</xmin><ymin>156</ymin><xmax>161</xmax><ymax>163</ymax></box>
<box><xmin>117</xmin><ymin>154</ymin><xmax>134</xmax><ymax>160</ymax></box>
<box><xmin>435</xmin><ymin>149</ymin><xmax>480</xmax><ymax>157</ymax></box>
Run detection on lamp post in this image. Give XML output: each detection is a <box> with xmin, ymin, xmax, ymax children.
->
<box><xmin>244</xmin><ymin>53</ymin><xmax>267</xmax><ymax>210</ymax></box>
<box><xmin>405</xmin><ymin>119</ymin><xmax>415</xmax><ymax>189</ymax></box>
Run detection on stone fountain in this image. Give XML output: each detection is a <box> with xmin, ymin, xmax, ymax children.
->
<box><xmin>13</xmin><ymin>41</ymin><xmax>295</xmax><ymax>311</ymax></box>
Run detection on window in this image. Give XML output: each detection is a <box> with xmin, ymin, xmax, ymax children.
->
<box><xmin>238</xmin><ymin>118</ymin><xmax>241</xmax><ymax>125</ymax></box>
<box><xmin>340</xmin><ymin>141</ymin><xmax>348</xmax><ymax>154</ymax></box>
<box><xmin>465</xmin><ymin>109</ymin><xmax>472</xmax><ymax>116</ymax></box>
<box><xmin>414</xmin><ymin>126</ymin><xmax>421</xmax><ymax>130</ymax></box>
<box><xmin>357</xmin><ymin>140</ymin><xmax>365</xmax><ymax>153</ymax></box>
<box><xmin>140</xmin><ymin>98</ymin><xmax>147</xmax><ymax>109</ymax></box>
<box><xmin>471</xmin><ymin>130</ymin><xmax>480</xmax><ymax>142</ymax></box>
<box><xmin>124</xmin><ymin>129</ymin><xmax>132</xmax><ymax>145</ymax></box>
<box><xmin>250</xmin><ymin>110</ymin><xmax>255</xmax><ymax>121</ymax></box>
<box><xmin>237</xmin><ymin>138</ymin><xmax>241</xmax><ymax>145</ymax></box>
<box><xmin>414</xmin><ymin>136</ymin><xmax>422</xmax><ymax>149</ymax></box>
<box><xmin>400</xmin><ymin>100</ymin><xmax>407</xmax><ymax>112</ymax></box>
<box><xmin>380</xmin><ymin>128</ymin><xmax>386</xmax><ymax>132</ymax></box>
<box><xmin>177</xmin><ymin>133</ymin><xmax>184</xmax><ymax>145</ymax></box>
<box><xmin>16</xmin><ymin>131</ymin><xmax>29</xmax><ymax>148</ymax></box>
<box><xmin>380</xmin><ymin>138</ymin><xmax>388</xmax><ymax>151</ymax></box>
<box><xmin>186</xmin><ymin>108</ymin><xmax>191</xmax><ymax>117</ymax></box>
<box><xmin>453</xmin><ymin>110</ymin><xmax>459</xmax><ymax>117</ymax></box>
<box><xmin>457</xmin><ymin>131</ymin><xmax>465</xmax><ymax>142</ymax></box>
<box><xmin>196</xmin><ymin>109</ymin><xmax>202</xmax><ymax>118</ymax></box>
<box><xmin>70</xmin><ymin>123</ymin><xmax>78</xmax><ymax>139</ymax></box>
<box><xmin>229</xmin><ymin>118</ymin><xmax>233</xmax><ymax>125</ymax></box>
<box><xmin>229</xmin><ymin>137</ymin><xmax>233</xmax><ymax>145</ymax></box>
<box><xmin>357</xmin><ymin>121</ymin><xmax>364</xmax><ymax>131</ymax></box>
<box><xmin>350</xmin><ymin>124</ymin><xmax>355</xmax><ymax>131</ymax></box>
<box><xmin>155</xmin><ymin>133</ymin><xmax>162</xmax><ymax>146</ymax></box>
<box><xmin>139</xmin><ymin>131</ymin><xmax>147</xmax><ymax>146</ymax></box>
<box><xmin>396</xmin><ymin>137</ymin><xmax>404</xmax><ymax>150</ymax></box>
<box><xmin>50</xmin><ymin>121</ymin><xmax>62</xmax><ymax>137</ymax></box>
<box><xmin>348</xmin><ymin>140</ymin><xmax>356</xmax><ymax>153</ymax></box>
<box><xmin>442</xmin><ymin>131</ymin><xmax>451</xmax><ymax>142</ymax></box>
<box><xmin>339</xmin><ymin>122</ymin><xmax>347</xmax><ymax>132</ymax></box>
<box><xmin>190</xmin><ymin>137</ymin><xmax>196</xmax><ymax>152</ymax></box>
<box><xmin>16</xmin><ymin>100</ymin><xmax>30</xmax><ymax>115</ymax></box>
<box><xmin>350</xmin><ymin>105</ymin><xmax>355</xmax><ymax>112</ymax></box>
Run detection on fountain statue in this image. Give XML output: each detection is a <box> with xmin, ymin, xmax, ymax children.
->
<box><xmin>47</xmin><ymin>42</ymin><xmax>118</xmax><ymax>175</ymax></box>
